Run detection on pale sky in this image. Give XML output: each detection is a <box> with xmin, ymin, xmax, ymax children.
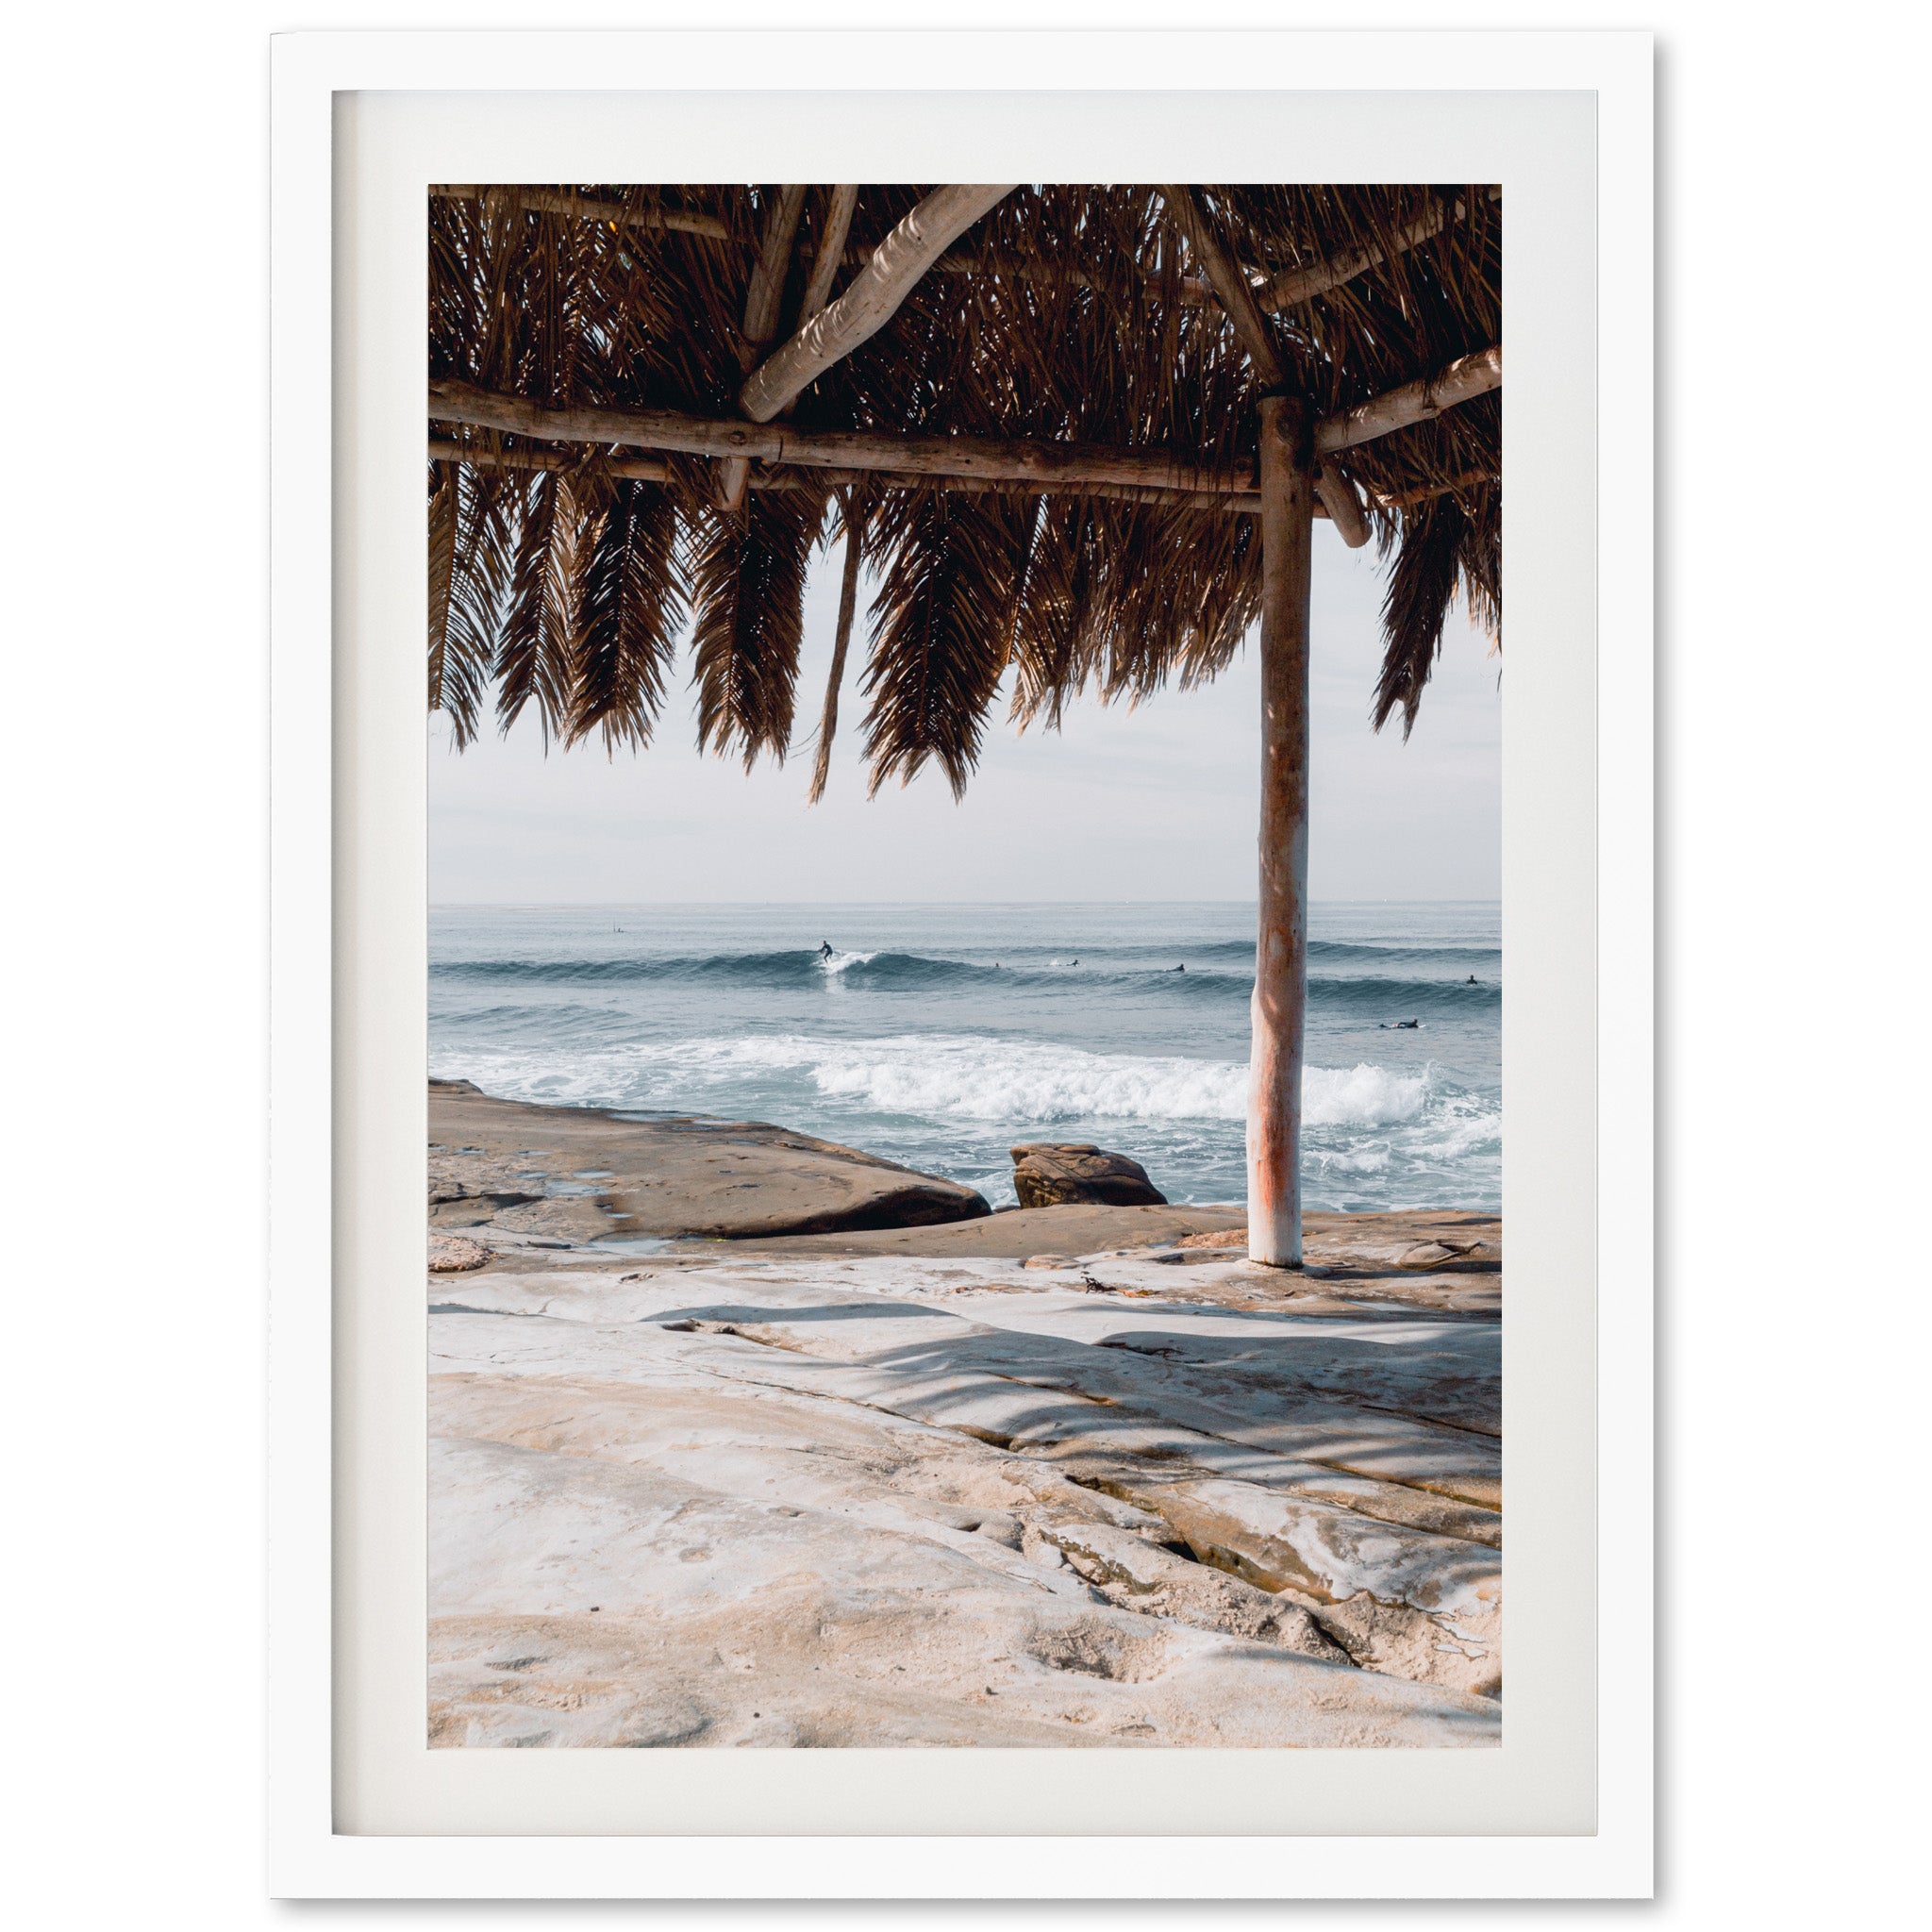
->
<box><xmin>429</xmin><ymin>520</ymin><xmax>1500</xmax><ymax>904</ymax></box>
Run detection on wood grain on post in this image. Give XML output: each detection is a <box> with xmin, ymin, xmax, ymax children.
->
<box><xmin>1248</xmin><ymin>393</ymin><xmax>1315</xmax><ymax>1268</ymax></box>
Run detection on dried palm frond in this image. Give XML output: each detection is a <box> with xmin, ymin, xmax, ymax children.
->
<box><xmin>862</xmin><ymin>491</ymin><xmax>1034</xmax><ymax>797</ymax></box>
<box><xmin>689</xmin><ymin>487</ymin><xmax>827</xmax><ymax>767</ymax></box>
<box><xmin>428</xmin><ymin>182</ymin><xmax>1503</xmax><ymax>781</ymax></box>
<box><xmin>427</xmin><ymin>460</ymin><xmax>458</xmax><ymax>716</ymax></box>
<box><xmin>438</xmin><ymin>466</ymin><xmax>521</xmax><ymax>747</ymax></box>
<box><xmin>570</xmin><ymin>478</ymin><xmax>685</xmax><ymax>752</ymax></box>
<box><xmin>1374</xmin><ymin>494</ymin><xmax>1469</xmax><ymax>739</ymax></box>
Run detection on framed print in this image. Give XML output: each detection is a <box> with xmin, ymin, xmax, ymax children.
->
<box><xmin>271</xmin><ymin>25</ymin><xmax>1653</xmax><ymax>1898</ymax></box>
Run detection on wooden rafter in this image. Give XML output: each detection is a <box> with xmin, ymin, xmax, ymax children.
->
<box><xmin>1316</xmin><ymin>346</ymin><xmax>1502</xmax><ymax>454</ymax></box>
<box><xmin>798</xmin><ymin>185</ymin><xmax>858</xmax><ymax>325</ymax></box>
<box><xmin>1161</xmin><ymin>185</ymin><xmax>1289</xmax><ymax>389</ymax></box>
<box><xmin>1261</xmin><ymin>188</ymin><xmax>1500</xmax><ymax>313</ymax></box>
<box><xmin>718</xmin><ymin>185</ymin><xmax>809</xmax><ymax>512</ymax></box>
<box><xmin>1161</xmin><ymin>187</ymin><xmax>1368</xmax><ymax>549</ymax></box>
<box><xmin>740</xmin><ymin>185</ymin><xmax>1018</xmax><ymax>424</ymax></box>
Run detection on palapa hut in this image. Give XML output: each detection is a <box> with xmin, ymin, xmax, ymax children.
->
<box><xmin>427</xmin><ymin>183</ymin><xmax>1502</xmax><ymax>1266</ymax></box>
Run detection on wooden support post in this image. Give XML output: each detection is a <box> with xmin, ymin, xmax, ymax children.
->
<box><xmin>1248</xmin><ymin>393</ymin><xmax>1315</xmax><ymax>1268</ymax></box>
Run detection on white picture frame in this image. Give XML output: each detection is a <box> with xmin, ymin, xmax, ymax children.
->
<box><xmin>271</xmin><ymin>25</ymin><xmax>1653</xmax><ymax>1898</ymax></box>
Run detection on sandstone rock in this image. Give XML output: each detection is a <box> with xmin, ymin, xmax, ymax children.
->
<box><xmin>429</xmin><ymin>1234</ymin><xmax>493</xmax><ymax>1273</ymax></box>
<box><xmin>430</xmin><ymin>1082</ymin><xmax>991</xmax><ymax>1241</ymax></box>
<box><xmin>1177</xmin><ymin>1228</ymin><xmax>1248</xmax><ymax>1251</ymax></box>
<box><xmin>428</xmin><ymin>1287</ymin><xmax>1505</xmax><ymax>1747</ymax></box>
<box><xmin>1038</xmin><ymin>1518</ymin><xmax>1349</xmax><ymax>1662</ymax></box>
<box><xmin>1010</xmin><ymin>1142</ymin><xmax>1168</xmax><ymax>1209</ymax></box>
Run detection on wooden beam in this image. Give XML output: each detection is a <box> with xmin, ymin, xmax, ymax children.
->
<box><xmin>740</xmin><ymin>185</ymin><xmax>1018</xmax><ymax>423</ymax></box>
<box><xmin>429</xmin><ymin>349</ymin><xmax>1497</xmax><ymax>494</ymax></box>
<box><xmin>427</xmin><ymin>439</ymin><xmax>1262</xmax><ymax>513</ymax></box>
<box><xmin>1315</xmin><ymin>346</ymin><xmax>1502</xmax><ymax>455</ymax></box>
<box><xmin>1261</xmin><ymin>188</ymin><xmax>1500</xmax><ymax>313</ymax></box>
<box><xmin>1247</xmin><ymin>394</ymin><xmax>1315</xmax><ymax>1269</ymax></box>
<box><xmin>799</xmin><ymin>186</ymin><xmax>858</xmax><ymax>325</ymax></box>
<box><xmin>430</xmin><ymin>378</ymin><xmax>1258</xmax><ymax>493</ymax></box>
<box><xmin>433</xmin><ymin>437</ymin><xmax>1491</xmax><ymax>524</ymax></box>
<box><xmin>1162</xmin><ymin>186</ymin><xmax>1289</xmax><ymax>390</ymax></box>
<box><xmin>1314</xmin><ymin>465</ymin><xmax>1371</xmax><ymax>547</ymax></box>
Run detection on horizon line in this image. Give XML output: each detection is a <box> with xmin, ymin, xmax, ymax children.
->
<box><xmin>426</xmin><ymin>896</ymin><xmax>1504</xmax><ymax>909</ymax></box>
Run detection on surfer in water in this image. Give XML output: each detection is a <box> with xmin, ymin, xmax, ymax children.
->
<box><xmin>818</xmin><ymin>941</ymin><xmax>834</xmax><ymax>962</ymax></box>
<box><xmin>1467</xmin><ymin>974</ymin><xmax>1478</xmax><ymax>985</ymax></box>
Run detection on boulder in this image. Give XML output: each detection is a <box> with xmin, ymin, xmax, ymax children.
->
<box><xmin>430</xmin><ymin>1083</ymin><xmax>991</xmax><ymax>1241</ymax></box>
<box><xmin>1010</xmin><ymin>1142</ymin><xmax>1167</xmax><ymax>1209</ymax></box>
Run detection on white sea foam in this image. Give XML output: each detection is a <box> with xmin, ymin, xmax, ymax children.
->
<box><xmin>818</xmin><ymin>949</ymin><xmax>877</xmax><ymax>974</ymax></box>
<box><xmin>454</xmin><ymin>1032</ymin><xmax>1451</xmax><ymax>1130</ymax></box>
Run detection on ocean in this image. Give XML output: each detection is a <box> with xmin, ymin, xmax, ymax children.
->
<box><xmin>428</xmin><ymin>902</ymin><xmax>1501</xmax><ymax>1213</ymax></box>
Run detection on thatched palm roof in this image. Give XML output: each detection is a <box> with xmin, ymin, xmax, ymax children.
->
<box><xmin>427</xmin><ymin>183</ymin><xmax>1500</xmax><ymax>792</ymax></box>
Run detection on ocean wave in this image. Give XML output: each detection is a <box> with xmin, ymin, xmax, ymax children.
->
<box><xmin>431</xmin><ymin>947</ymin><xmax>1498</xmax><ymax>1004</ymax></box>
<box><xmin>440</xmin><ymin>1031</ymin><xmax>1474</xmax><ymax>1133</ymax></box>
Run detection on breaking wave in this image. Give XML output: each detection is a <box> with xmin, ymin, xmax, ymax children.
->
<box><xmin>430</xmin><ymin>947</ymin><xmax>1495</xmax><ymax>1008</ymax></box>
<box><xmin>446</xmin><ymin>1031</ymin><xmax>1466</xmax><ymax>1131</ymax></box>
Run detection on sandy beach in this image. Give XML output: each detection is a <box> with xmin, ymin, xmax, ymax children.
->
<box><xmin>429</xmin><ymin>1083</ymin><xmax>1503</xmax><ymax>1747</ymax></box>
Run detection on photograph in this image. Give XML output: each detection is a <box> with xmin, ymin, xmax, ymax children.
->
<box><xmin>423</xmin><ymin>179</ymin><xmax>1505</xmax><ymax>1750</ymax></box>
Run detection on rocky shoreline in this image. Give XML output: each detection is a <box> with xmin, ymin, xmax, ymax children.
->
<box><xmin>428</xmin><ymin>1082</ymin><xmax>1503</xmax><ymax>1747</ymax></box>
